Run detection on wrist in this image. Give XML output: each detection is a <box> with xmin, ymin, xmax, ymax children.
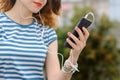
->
<box><xmin>68</xmin><ymin>56</ymin><xmax>78</xmax><ymax>65</ymax></box>
<box><xmin>62</xmin><ymin>59</ymin><xmax>79</xmax><ymax>74</ymax></box>
<box><xmin>69</xmin><ymin>50</ymin><xmax>80</xmax><ymax>64</ymax></box>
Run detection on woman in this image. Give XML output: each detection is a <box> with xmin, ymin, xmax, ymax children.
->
<box><xmin>0</xmin><ymin>0</ymin><xmax>89</xmax><ymax>80</ymax></box>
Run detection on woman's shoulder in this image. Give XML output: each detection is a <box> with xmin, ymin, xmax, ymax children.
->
<box><xmin>39</xmin><ymin>25</ymin><xmax>57</xmax><ymax>38</ymax></box>
<box><xmin>40</xmin><ymin>25</ymin><xmax>56</xmax><ymax>33</ymax></box>
<box><xmin>41</xmin><ymin>25</ymin><xmax>57</xmax><ymax>46</ymax></box>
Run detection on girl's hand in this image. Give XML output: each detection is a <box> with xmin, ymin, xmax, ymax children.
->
<box><xmin>66</xmin><ymin>27</ymin><xmax>89</xmax><ymax>63</ymax></box>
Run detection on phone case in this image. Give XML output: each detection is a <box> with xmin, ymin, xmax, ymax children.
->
<box><xmin>64</xmin><ymin>17</ymin><xmax>92</xmax><ymax>49</ymax></box>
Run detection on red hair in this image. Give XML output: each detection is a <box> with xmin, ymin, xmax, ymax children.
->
<box><xmin>0</xmin><ymin>0</ymin><xmax>61</xmax><ymax>29</ymax></box>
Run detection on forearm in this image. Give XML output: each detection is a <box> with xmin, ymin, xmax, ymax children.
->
<box><xmin>48</xmin><ymin>58</ymin><xmax>77</xmax><ymax>80</ymax></box>
<box><xmin>59</xmin><ymin>52</ymin><xmax>80</xmax><ymax>79</ymax></box>
<box><xmin>51</xmin><ymin>57</ymin><xmax>78</xmax><ymax>80</ymax></box>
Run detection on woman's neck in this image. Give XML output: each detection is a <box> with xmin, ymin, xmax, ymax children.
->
<box><xmin>5</xmin><ymin>1</ymin><xmax>33</xmax><ymax>25</ymax></box>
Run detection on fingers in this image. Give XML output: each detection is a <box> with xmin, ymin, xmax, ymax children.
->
<box><xmin>66</xmin><ymin>38</ymin><xmax>76</xmax><ymax>49</ymax></box>
<box><xmin>75</xmin><ymin>27</ymin><xmax>84</xmax><ymax>41</ymax></box>
<box><xmin>66</xmin><ymin>27</ymin><xmax>90</xmax><ymax>62</ymax></box>
<box><xmin>66</xmin><ymin>27</ymin><xmax>89</xmax><ymax>49</ymax></box>
<box><xmin>82</xmin><ymin>27</ymin><xmax>89</xmax><ymax>40</ymax></box>
<box><xmin>67</xmin><ymin>32</ymin><xmax>79</xmax><ymax>45</ymax></box>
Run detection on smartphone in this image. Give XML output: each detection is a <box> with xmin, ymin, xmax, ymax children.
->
<box><xmin>64</xmin><ymin>17</ymin><xmax>92</xmax><ymax>49</ymax></box>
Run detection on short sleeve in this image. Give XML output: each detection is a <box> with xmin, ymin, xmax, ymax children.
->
<box><xmin>0</xmin><ymin>26</ymin><xmax>2</xmax><ymax>38</ymax></box>
<box><xmin>43</xmin><ymin>27</ymin><xmax>57</xmax><ymax>46</ymax></box>
<box><xmin>0</xmin><ymin>26</ymin><xmax>4</xmax><ymax>40</ymax></box>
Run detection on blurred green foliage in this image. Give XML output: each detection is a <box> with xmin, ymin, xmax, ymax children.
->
<box><xmin>56</xmin><ymin>6</ymin><xmax>120</xmax><ymax>80</ymax></box>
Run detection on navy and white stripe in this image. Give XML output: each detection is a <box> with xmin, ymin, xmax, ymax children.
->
<box><xmin>0</xmin><ymin>12</ymin><xmax>57</xmax><ymax>80</ymax></box>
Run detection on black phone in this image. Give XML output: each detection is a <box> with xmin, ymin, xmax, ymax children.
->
<box><xmin>64</xmin><ymin>17</ymin><xmax>92</xmax><ymax>49</ymax></box>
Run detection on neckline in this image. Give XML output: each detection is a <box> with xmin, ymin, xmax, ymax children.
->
<box><xmin>3</xmin><ymin>12</ymin><xmax>35</xmax><ymax>27</ymax></box>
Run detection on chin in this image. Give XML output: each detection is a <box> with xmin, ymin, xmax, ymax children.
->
<box><xmin>30</xmin><ymin>6</ymin><xmax>44</xmax><ymax>14</ymax></box>
<box><xmin>29</xmin><ymin>7</ymin><xmax>41</xmax><ymax>14</ymax></box>
<box><xmin>33</xmin><ymin>8</ymin><xmax>42</xmax><ymax>13</ymax></box>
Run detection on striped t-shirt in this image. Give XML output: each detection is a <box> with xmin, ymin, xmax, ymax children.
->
<box><xmin>0</xmin><ymin>12</ymin><xmax>57</xmax><ymax>80</ymax></box>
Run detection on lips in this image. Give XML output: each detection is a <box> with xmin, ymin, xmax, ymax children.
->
<box><xmin>34</xmin><ymin>2</ymin><xmax>42</xmax><ymax>7</ymax></box>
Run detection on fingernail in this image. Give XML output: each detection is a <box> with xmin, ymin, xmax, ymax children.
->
<box><xmin>66</xmin><ymin>38</ymin><xmax>69</xmax><ymax>41</ymax></box>
<box><xmin>83</xmin><ymin>27</ymin><xmax>85</xmax><ymax>29</ymax></box>
<box><xmin>75</xmin><ymin>27</ymin><xmax>78</xmax><ymax>30</ymax></box>
<box><xmin>67</xmin><ymin>32</ymin><xmax>71</xmax><ymax>35</ymax></box>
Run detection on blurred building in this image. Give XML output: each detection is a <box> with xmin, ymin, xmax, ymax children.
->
<box><xmin>58</xmin><ymin>0</ymin><xmax>83</xmax><ymax>27</ymax></box>
<box><xmin>60</xmin><ymin>0</ymin><xmax>120</xmax><ymax>25</ymax></box>
<box><xmin>59</xmin><ymin>0</ymin><xmax>109</xmax><ymax>27</ymax></box>
<box><xmin>109</xmin><ymin>0</ymin><xmax>120</xmax><ymax>21</ymax></box>
<box><xmin>109</xmin><ymin>0</ymin><xmax>120</xmax><ymax>49</ymax></box>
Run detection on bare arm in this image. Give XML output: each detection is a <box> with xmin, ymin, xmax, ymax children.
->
<box><xmin>45</xmin><ymin>40</ymin><xmax>72</xmax><ymax>80</ymax></box>
<box><xmin>45</xmin><ymin>27</ymin><xmax>89</xmax><ymax>80</ymax></box>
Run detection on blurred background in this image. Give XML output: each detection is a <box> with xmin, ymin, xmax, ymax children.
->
<box><xmin>56</xmin><ymin>0</ymin><xmax>120</xmax><ymax>80</ymax></box>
